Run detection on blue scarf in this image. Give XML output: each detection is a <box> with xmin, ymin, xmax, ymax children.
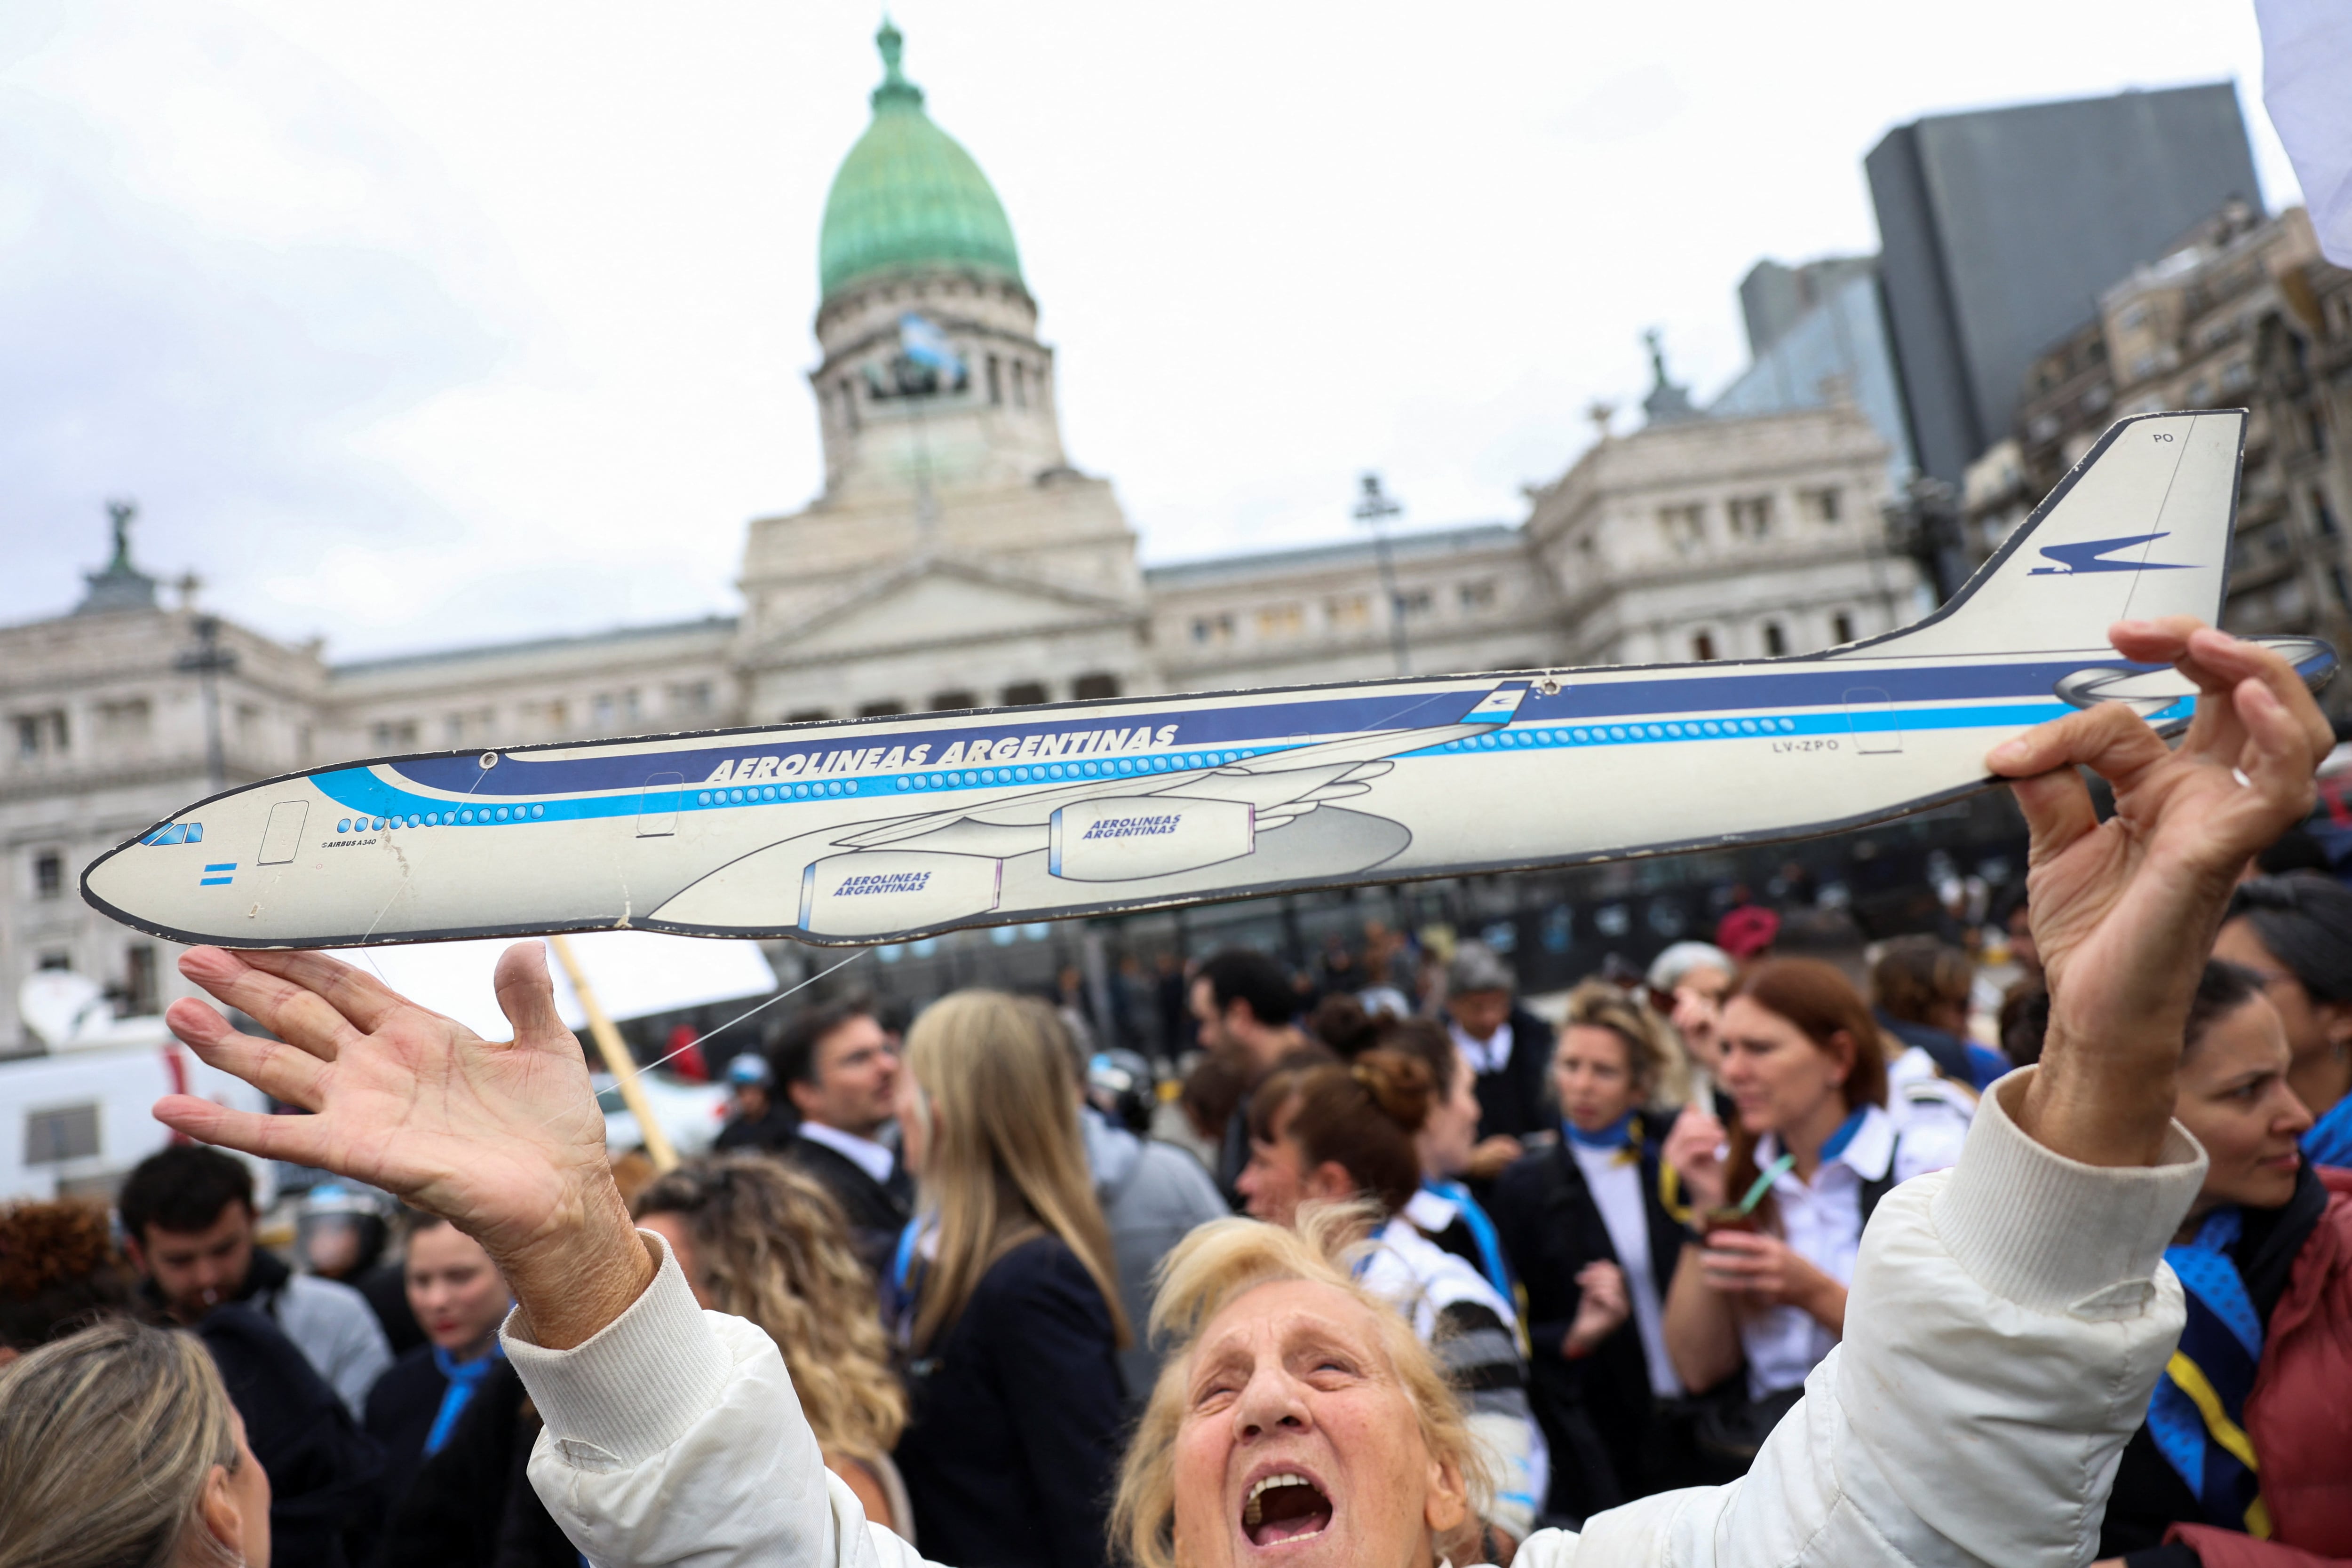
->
<box><xmin>1419</xmin><ymin>1179</ymin><xmax>1514</xmax><ymax>1304</ymax></box>
<box><xmin>425</xmin><ymin>1343</ymin><xmax>504</xmax><ymax>1456</ymax></box>
<box><xmin>1565</xmin><ymin>1112</ymin><xmax>1636</xmax><ymax>1154</ymax></box>
<box><xmin>2147</xmin><ymin>1207</ymin><xmax>2271</xmax><ymax>1538</ymax></box>
<box><xmin>2304</xmin><ymin>1092</ymin><xmax>2352</xmax><ymax>1169</ymax></box>
<box><xmin>1817</xmin><ymin>1108</ymin><xmax>1868</xmax><ymax>1166</ymax></box>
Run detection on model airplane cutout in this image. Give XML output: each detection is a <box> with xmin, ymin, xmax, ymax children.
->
<box><xmin>83</xmin><ymin>411</ymin><xmax>2337</xmax><ymax>950</ymax></box>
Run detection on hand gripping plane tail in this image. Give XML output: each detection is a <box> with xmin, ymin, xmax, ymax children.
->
<box><xmin>83</xmin><ymin>410</ymin><xmax>2335</xmax><ymax>950</ymax></box>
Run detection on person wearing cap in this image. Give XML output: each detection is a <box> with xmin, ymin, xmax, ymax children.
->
<box><xmin>1444</xmin><ymin>942</ymin><xmax>1555</xmax><ymax>1175</ymax></box>
<box><xmin>714</xmin><ymin>1051</ymin><xmax>798</xmax><ymax>1154</ymax></box>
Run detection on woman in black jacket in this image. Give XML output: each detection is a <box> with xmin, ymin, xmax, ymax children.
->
<box><xmin>1491</xmin><ymin>982</ymin><xmax>1691</xmax><ymax>1519</ymax></box>
<box><xmin>888</xmin><ymin>992</ymin><xmax>1130</xmax><ymax>1568</ymax></box>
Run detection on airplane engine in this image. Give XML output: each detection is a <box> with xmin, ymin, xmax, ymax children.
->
<box><xmin>798</xmin><ymin>851</ymin><xmax>1001</xmax><ymax>939</ymax></box>
<box><xmin>1048</xmin><ymin>797</ymin><xmax>1255</xmax><ymax>882</ymax></box>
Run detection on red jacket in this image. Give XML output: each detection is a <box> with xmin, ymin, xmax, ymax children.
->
<box><xmin>2170</xmin><ymin>1168</ymin><xmax>2352</xmax><ymax>1567</ymax></box>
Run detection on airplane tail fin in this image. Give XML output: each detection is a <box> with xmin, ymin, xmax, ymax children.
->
<box><xmin>1461</xmin><ymin>681</ymin><xmax>1532</xmax><ymax>725</ymax></box>
<box><xmin>1851</xmin><ymin>410</ymin><xmax>2244</xmax><ymax>659</ymax></box>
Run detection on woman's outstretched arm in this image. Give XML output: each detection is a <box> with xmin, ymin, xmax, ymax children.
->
<box><xmin>153</xmin><ymin>943</ymin><xmax>923</xmax><ymax>1568</ymax></box>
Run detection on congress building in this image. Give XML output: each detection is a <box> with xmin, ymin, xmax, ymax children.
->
<box><xmin>1</xmin><ymin>24</ymin><xmax>1920</xmax><ymax>1050</ymax></box>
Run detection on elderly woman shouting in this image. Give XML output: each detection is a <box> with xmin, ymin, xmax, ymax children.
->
<box><xmin>150</xmin><ymin>621</ymin><xmax>2331</xmax><ymax>1568</ymax></box>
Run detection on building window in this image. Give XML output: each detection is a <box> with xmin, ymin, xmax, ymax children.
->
<box><xmin>1832</xmin><ymin>610</ymin><xmax>1856</xmax><ymax>644</ymax></box>
<box><xmin>857</xmin><ymin>699</ymin><xmax>907</xmax><ymax>718</ymax></box>
<box><xmin>838</xmin><ymin>378</ymin><xmax>859</xmax><ymax>435</ymax></box>
<box><xmin>1690</xmin><ymin>632</ymin><xmax>1717</xmax><ymax>662</ymax></box>
<box><xmin>23</xmin><ymin>1104</ymin><xmax>100</xmax><ymax>1165</ymax></box>
<box><xmin>2315</xmin><ymin>491</ymin><xmax>2341</xmax><ymax>538</ymax></box>
<box><xmin>1763</xmin><ymin>621</ymin><xmax>1788</xmax><ymax>656</ymax></box>
<box><xmin>37</xmin><ymin>951</ymin><xmax>72</xmax><ymax>972</ymax></box>
<box><xmin>95</xmin><ymin>697</ymin><xmax>152</xmax><ymax>742</ymax></box>
<box><xmin>1397</xmin><ymin>589</ymin><xmax>1433</xmax><ymax>617</ymax></box>
<box><xmin>1658</xmin><ymin>504</ymin><xmax>1705</xmax><ymax>553</ymax></box>
<box><xmin>1001</xmin><ymin>681</ymin><xmax>1048</xmax><ymax>706</ymax></box>
<box><xmin>1255</xmin><ymin>603</ymin><xmax>1305</xmax><ymax>639</ymax></box>
<box><xmin>1012</xmin><ymin>360</ymin><xmax>1028</xmax><ymax>409</ymax></box>
<box><xmin>929</xmin><ymin>689</ymin><xmax>978</xmax><ymax>711</ymax></box>
<box><xmin>986</xmin><ymin>355</ymin><xmax>1001</xmax><ymax>405</ymax></box>
<box><xmin>1799</xmin><ymin>488</ymin><xmax>1843</xmax><ymax>524</ymax></box>
<box><xmin>1326</xmin><ymin>594</ymin><xmax>1371</xmax><ymax>629</ymax></box>
<box><xmin>784</xmin><ymin>708</ymin><xmax>833</xmax><ymax>723</ymax></box>
<box><xmin>1072</xmin><ymin>673</ymin><xmax>1120</xmax><ymax>701</ymax></box>
<box><xmin>2332</xmin><ymin>565</ymin><xmax>2351</xmax><ymax>610</ymax></box>
<box><xmin>14</xmin><ymin>710</ymin><xmax>68</xmax><ymax>760</ymax></box>
<box><xmin>370</xmin><ymin>719</ymin><xmax>419</xmax><ymax>750</ymax></box>
<box><xmin>668</xmin><ymin>681</ymin><xmax>715</xmax><ymax>717</ymax></box>
<box><xmin>1458</xmin><ymin>580</ymin><xmax>1496</xmax><ymax>611</ymax></box>
<box><xmin>34</xmin><ymin>850</ymin><xmax>63</xmax><ymax>898</ymax></box>
<box><xmin>125</xmin><ymin>943</ymin><xmax>158</xmax><ymax>1016</ymax></box>
<box><xmin>1727</xmin><ymin>496</ymin><xmax>1775</xmax><ymax>539</ymax></box>
<box><xmin>2221</xmin><ymin>360</ymin><xmax>2252</xmax><ymax>393</ymax></box>
<box><xmin>1190</xmin><ymin>614</ymin><xmax>1234</xmax><ymax>646</ymax></box>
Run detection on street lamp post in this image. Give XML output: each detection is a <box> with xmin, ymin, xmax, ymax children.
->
<box><xmin>1354</xmin><ymin>472</ymin><xmax>1411</xmax><ymax>677</ymax></box>
<box><xmin>175</xmin><ymin>615</ymin><xmax>238</xmax><ymax>793</ymax></box>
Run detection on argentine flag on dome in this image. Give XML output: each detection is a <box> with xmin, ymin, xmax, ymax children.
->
<box><xmin>900</xmin><ymin>313</ymin><xmax>964</xmax><ymax>379</ymax></box>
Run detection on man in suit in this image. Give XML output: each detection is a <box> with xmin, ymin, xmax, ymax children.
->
<box><xmin>1444</xmin><ymin>942</ymin><xmax>1555</xmax><ymax>1179</ymax></box>
<box><xmin>774</xmin><ymin>999</ymin><xmax>912</xmax><ymax>1277</ymax></box>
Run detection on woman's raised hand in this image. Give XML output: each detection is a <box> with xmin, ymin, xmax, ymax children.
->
<box><xmin>1565</xmin><ymin>1260</ymin><xmax>1631</xmax><ymax>1357</ymax></box>
<box><xmin>1663</xmin><ymin>1104</ymin><xmax>1729</xmax><ymax>1213</ymax></box>
<box><xmin>155</xmin><ymin>942</ymin><xmax>652</xmax><ymax>1348</ymax></box>
<box><xmin>1988</xmin><ymin>619</ymin><xmax>2332</xmax><ymax>1168</ymax></box>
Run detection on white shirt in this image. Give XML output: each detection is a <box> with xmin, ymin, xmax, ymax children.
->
<box><xmin>1569</xmin><ymin>1140</ymin><xmax>1682</xmax><ymax>1398</ymax></box>
<box><xmin>796</xmin><ymin>1121</ymin><xmax>895</xmax><ymax>1187</ymax></box>
<box><xmin>1451</xmin><ymin>1018</ymin><xmax>1515</xmax><ymax>1077</ymax></box>
<box><xmin>1736</xmin><ymin>1103</ymin><xmax>1912</xmax><ymax>1401</ymax></box>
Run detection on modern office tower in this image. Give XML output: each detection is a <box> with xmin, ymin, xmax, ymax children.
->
<box><xmin>1867</xmin><ymin>83</ymin><xmax>2261</xmax><ymax>482</ymax></box>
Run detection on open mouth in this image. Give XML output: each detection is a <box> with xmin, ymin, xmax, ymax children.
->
<box><xmin>1242</xmin><ymin>1473</ymin><xmax>1333</xmax><ymax>1547</ymax></box>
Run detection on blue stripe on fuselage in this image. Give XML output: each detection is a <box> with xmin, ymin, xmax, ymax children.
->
<box><xmin>375</xmin><ymin>657</ymin><xmax>2145</xmax><ymax>799</ymax></box>
<box><xmin>299</xmin><ymin>689</ymin><xmax>2184</xmax><ymax>831</ymax></box>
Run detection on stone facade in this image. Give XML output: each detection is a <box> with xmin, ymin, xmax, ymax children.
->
<box><xmin>1529</xmin><ymin>400</ymin><xmax>1920</xmax><ymax>667</ymax></box>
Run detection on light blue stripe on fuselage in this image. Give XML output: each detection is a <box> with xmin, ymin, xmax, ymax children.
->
<box><xmin>289</xmin><ymin>690</ymin><xmax>2153</xmax><ymax>832</ymax></box>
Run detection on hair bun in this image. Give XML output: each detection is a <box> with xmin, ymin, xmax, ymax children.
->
<box><xmin>1349</xmin><ymin>1048</ymin><xmax>1433</xmax><ymax>1133</ymax></box>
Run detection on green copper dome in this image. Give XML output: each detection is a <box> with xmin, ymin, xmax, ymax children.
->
<box><xmin>818</xmin><ymin>22</ymin><xmax>1023</xmax><ymax>301</ymax></box>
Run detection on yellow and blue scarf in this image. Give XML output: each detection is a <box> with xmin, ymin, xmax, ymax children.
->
<box><xmin>2148</xmin><ymin>1207</ymin><xmax>2272</xmax><ymax>1538</ymax></box>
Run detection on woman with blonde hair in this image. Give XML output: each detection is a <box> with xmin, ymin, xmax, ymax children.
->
<box><xmin>888</xmin><ymin>989</ymin><xmax>1129</xmax><ymax>1568</ymax></box>
<box><xmin>631</xmin><ymin>1156</ymin><xmax>914</xmax><ymax>1537</ymax></box>
<box><xmin>0</xmin><ymin>1317</ymin><xmax>269</xmax><ymax>1568</ymax></box>
<box><xmin>1494</xmin><ymin>984</ymin><xmax>1697</xmax><ymax>1511</ymax></box>
<box><xmin>1237</xmin><ymin>1048</ymin><xmax>1546</xmax><ymax>1550</ymax></box>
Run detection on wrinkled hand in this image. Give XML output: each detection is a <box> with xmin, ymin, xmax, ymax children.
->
<box><xmin>1662</xmin><ymin>1104</ymin><xmax>1728</xmax><ymax>1213</ymax></box>
<box><xmin>1699</xmin><ymin>1232</ymin><xmax>1843</xmax><ymax>1327</ymax></box>
<box><xmin>1564</xmin><ymin>1260</ymin><xmax>1630</xmax><ymax>1357</ymax></box>
<box><xmin>1987</xmin><ymin>620</ymin><xmax>2331</xmax><ymax>1166</ymax></box>
<box><xmin>1466</xmin><ymin>1133</ymin><xmax>1525</xmax><ymax>1183</ymax></box>
<box><xmin>155</xmin><ymin>942</ymin><xmax>650</xmax><ymax>1347</ymax></box>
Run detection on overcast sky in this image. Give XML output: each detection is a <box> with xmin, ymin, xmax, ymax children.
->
<box><xmin>0</xmin><ymin>0</ymin><xmax>2297</xmax><ymax>660</ymax></box>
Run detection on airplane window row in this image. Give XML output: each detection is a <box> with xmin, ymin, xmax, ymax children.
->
<box><xmin>334</xmin><ymin>806</ymin><xmax>548</xmax><ymax>832</ymax></box>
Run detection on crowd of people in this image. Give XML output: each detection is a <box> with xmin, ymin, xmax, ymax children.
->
<box><xmin>3</xmin><ymin>621</ymin><xmax>2350</xmax><ymax>1568</ymax></box>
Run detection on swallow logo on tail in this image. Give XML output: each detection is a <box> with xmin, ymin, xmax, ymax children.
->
<box><xmin>2027</xmin><ymin>532</ymin><xmax>2194</xmax><ymax>576</ymax></box>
